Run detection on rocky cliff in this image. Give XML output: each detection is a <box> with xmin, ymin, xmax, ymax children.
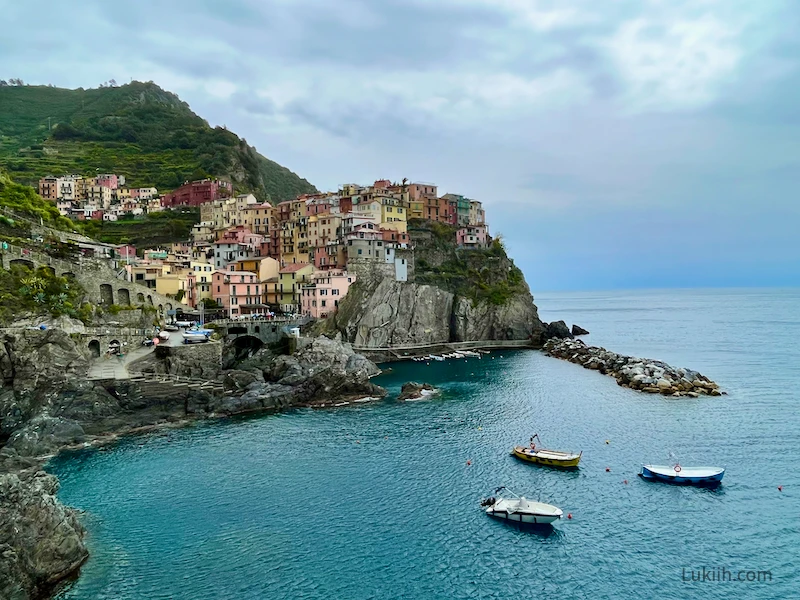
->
<box><xmin>326</xmin><ymin>220</ymin><xmax>546</xmax><ymax>348</ymax></box>
<box><xmin>0</xmin><ymin>466</ymin><xmax>88</xmax><ymax>600</ymax></box>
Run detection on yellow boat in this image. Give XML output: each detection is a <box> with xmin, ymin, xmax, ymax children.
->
<box><xmin>511</xmin><ymin>435</ymin><xmax>582</xmax><ymax>469</ymax></box>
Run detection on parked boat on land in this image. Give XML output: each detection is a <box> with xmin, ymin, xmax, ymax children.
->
<box><xmin>640</xmin><ymin>464</ymin><xmax>724</xmax><ymax>486</ymax></box>
<box><xmin>511</xmin><ymin>434</ymin><xmax>582</xmax><ymax>469</ymax></box>
<box><xmin>481</xmin><ymin>487</ymin><xmax>563</xmax><ymax>525</ymax></box>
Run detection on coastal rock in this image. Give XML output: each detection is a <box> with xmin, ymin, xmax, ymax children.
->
<box><xmin>571</xmin><ymin>324</ymin><xmax>590</xmax><ymax>336</ymax></box>
<box><xmin>0</xmin><ymin>470</ymin><xmax>88</xmax><ymax>600</ymax></box>
<box><xmin>5</xmin><ymin>416</ymin><xmax>85</xmax><ymax>457</ymax></box>
<box><xmin>544</xmin><ymin>320</ymin><xmax>574</xmax><ymax>340</ymax></box>
<box><xmin>397</xmin><ymin>382</ymin><xmax>438</xmax><ymax>401</ymax></box>
<box><xmin>543</xmin><ymin>338</ymin><xmax>721</xmax><ymax>397</ymax></box>
<box><xmin>327</xmin><ymin>277</ymin><xmax>546</xmax><ymax>349</ymax></box>
<box><xmin>0</xmin><ymin>329</ymin><xmax>90</xmax><ymax>392</ymax></box>
<box><xmin>223</xmin><ymin>370</ymin><xmax>264</xmax><ymax>392</ymax></box>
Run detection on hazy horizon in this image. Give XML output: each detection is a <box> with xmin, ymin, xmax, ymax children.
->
<box><xmin>2</xmin><ymin>0</ymin><xmax>799</xmax><ymax>290</ymax></box>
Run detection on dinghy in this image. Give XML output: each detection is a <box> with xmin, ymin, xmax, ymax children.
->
<box><xmin>640</xmin><ymin>464</ymin><xmax>724</xmax><ymax>486</ymax></box>
<box><xmin>481</xmin><ymin>487</ymin><xmax>562</xmax><ymax>525</ymax></box>
<box><xmin>511</xmin><ymin>434</ymin><xmax>581</xmax><ymax>469</ymax></box>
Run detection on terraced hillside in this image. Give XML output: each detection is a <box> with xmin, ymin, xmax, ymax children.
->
<box><xmin>0</xmin><ymin>81</ymin><xmax>317</xmax><ymax>201</ymax></box>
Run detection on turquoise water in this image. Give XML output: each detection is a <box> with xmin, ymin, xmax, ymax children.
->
<box><xmin>51</xmin><ymin>289</ymin><xmax>800</xmax><ymax>599</ymax></box>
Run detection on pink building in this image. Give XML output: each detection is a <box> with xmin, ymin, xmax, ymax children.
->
<box><xmin>96</xmin><ymin>174</ymin><xmax>119</xmax><ymax>190</ymax></box>
<box><xmin>456</xmin><ymin>225</ymin><xmax>488</xmax><ymax>249</ymax></box>
<box><xmin>212</xmin><ymin>268</ymin><xmax>263</xmax><ymax>317</ymax></box>
<box><xmin>116</xmin><ymin>245</ymin><xmax>137</xmax><ymax>260</ymax></box>
<box><xmin>407</xmin><ymin>182</ymin><xmax>438</xmax><ymax>201</ymax></box>
<box><xmin>300</xmin><ymin>270</ymin><xmax>357</xmax><ymax>319</ymax></box>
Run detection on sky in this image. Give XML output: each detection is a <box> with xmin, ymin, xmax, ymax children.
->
<box><xmin>1</xmin><ymin>0</ymin><xmax>799</xmax><ymax>291</ymax></box>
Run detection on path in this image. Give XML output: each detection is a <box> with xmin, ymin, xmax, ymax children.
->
<box><xmin>87</xmin><ymin>333</ymin><xmax>183</xmax><ymax>380</ymax></box>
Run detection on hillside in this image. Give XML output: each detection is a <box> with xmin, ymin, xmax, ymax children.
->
<box><xmin>0</xmin><ymin>81</ymin><xmax>317</xmax><ymax>200</ymax></box>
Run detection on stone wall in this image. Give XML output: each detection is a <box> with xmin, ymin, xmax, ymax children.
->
<box><xmin>129</xmin><ymin>341</ymin><xmax>222</xmax><ymax>379</ymax></box>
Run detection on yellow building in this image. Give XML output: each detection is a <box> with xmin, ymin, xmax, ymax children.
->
<box><xmin>278</xmin><ymin>263</ymin><xmax>314</xmax><ymax>312</ymax></box>
<box><xmin>378</xmin><ymin>195</ymin><xmax>408</xmax><ymax>233</ymax></box>
<box><xmin>241</xmin><ymin>203</ymin><xmax>273</xmax><ymax>235</ymax></box>
<box><xmin>229</xmin><ymin>257</ymin><xmax>280</xmax><ymax>283</ymax></box>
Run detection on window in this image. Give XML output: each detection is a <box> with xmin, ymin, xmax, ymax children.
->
<box><xmin>217</xmin><ymin>285</ymin><xmax>220</xmax><ymax>292</ymax></box>
<box><xmin>357</xmin><ymin>249</ymin><xmax>362</xmax><ymax>255</ymax></box>
<box><xmin>332</xmin><ymin>289</ymin><xmax>339</xmax><ymax>295</ymax></box>
<box><xmin>321</xmin><ymin>300</ymin><xmax>327</xmax><ymax>307</ymax></box>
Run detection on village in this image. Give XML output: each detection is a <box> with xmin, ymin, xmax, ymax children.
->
<box><xmin>37</xmin><ymin>174</ymin><xmax>489</xmax><ymax>319</ymax></box>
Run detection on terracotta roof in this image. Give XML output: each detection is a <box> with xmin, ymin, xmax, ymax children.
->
<box><xmin>280</xmin><ymin>263</ymin><xmax>311</xmax><ymax>273</ymax></box>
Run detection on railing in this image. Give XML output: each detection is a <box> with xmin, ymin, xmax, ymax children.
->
<box><xmin>351</xmin><ymin>339</ymin><xmax>534</xmax><ymax>352</ymax></box>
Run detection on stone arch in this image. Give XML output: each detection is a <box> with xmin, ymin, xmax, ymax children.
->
<box><xmin>254</xmin><ymin>326</ymin><xmax>260</xmax><ymax>333</ymax></box>
<box><xmin>228</xmin><ymin>335</ymin><xmax>264</xmax><ymax>364</ymax></box>
<box><xmin>227</xmin><ymin>326</ymin><xmax>247</xmax><ymax>335</ymax></box>
<box><xmin>88</xmin><ymin>339</ymin><xmax>101</xmax><ymax>358</ymax></box>
<box><xmin>147</xmin><ymin>295</ymin><xmax>153</xmax><ymax>305</ymax></box>
<box><xmin>117</xmin><ymin>288</ymin><xmax>131</xmax><ymax>306</ymax></box>
<box><xmin>9</xmin><ymin>258</ymin><xmax>34</xmax><ymax>270</ymax></box>
<box><xmin>61</xmin><ymin>272</ymin><xmax>76</xmax><ymax>280</ymax></box>
<box><xmin>99</xmin><ymin>284</ymin><xmax>114</xmax><ymax>305</ymax></box>
<box><xmin>137</xmin><ymin>292</ymin><xmax>145</xmax><ymax>303</ymax></box>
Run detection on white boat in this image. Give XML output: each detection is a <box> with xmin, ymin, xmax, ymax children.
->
<box><xmin>640</xmin><ymin>464</ymin><xmax>725</xmax><ymax>486</ymax></box>
<box><xmin>481</xmin><ymin>487</ymin><xmax>563</xmax><ymax>525</ymax></box>
<box><xmin>432</xmin><ymin>355</ymin><xmax>445</xmax><ymax>361</ymax></box>
<box><xmin>157</xmin><ymin>331</ymin><xmax>170</xmax><ymax>340</ymax></box>
<box><xmin>182</xmin><ymin>330</ymin><xmax>210</xmax><ymax>344</ymax></box>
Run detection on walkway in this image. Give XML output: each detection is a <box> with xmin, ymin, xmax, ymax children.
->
<box><xmin>87</xmin><ymin>333</ymin><xmax>183</xmax><ymax>380</ymax></box>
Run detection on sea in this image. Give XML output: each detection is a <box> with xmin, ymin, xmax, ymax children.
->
<box><xmin>50</xmin><ymin>288</ymin><xmax>800</xmax><ymax>600</ymax></box>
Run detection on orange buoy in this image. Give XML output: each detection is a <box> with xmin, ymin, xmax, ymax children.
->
<box><xmin>623</xmin><ymin>480</ymin><xmax>628</xmax><ymax>485</ymax></box>
<box><xmin>466</xmin><ymin>460</ymin><xmax>472</xmax><ymax>466</ymax></box>
<box><xmin>567</xmin><ymin>513</ymin><xmax>572</xmax><ymax>519</ymax></box>
<box><xmin>605</xmin><ymin>467</ymin><xmax>610</xmax><ymax>472</ymax></box>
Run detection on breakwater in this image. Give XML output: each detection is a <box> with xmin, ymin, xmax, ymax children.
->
<box><xmin>543</xmin><ymin>338</ymin><xmax>722</xmax><ymax>396</ymax></box>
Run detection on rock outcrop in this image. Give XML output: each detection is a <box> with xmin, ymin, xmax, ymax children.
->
<box><xmin>544</xmin><ymin>320</ymin><xmax>574</xmax><ymax>340</ymax></box>
<box><xmin>0</xmin><ymin>467</ymin><xmax>88</xmax><ymax>600</ymax></box>
<box><xmin>543</xmin><ymin>338</ymin><xmax>722</xmax><ymax>396</ymax></box>
<box><xmin>214</xmin><ymin>336</ymin><xmax>386</xmax><ymax>413</ymax></box>
<box><xmin>397</xmin><ymin>382</ymin><xmax>438</xmax><ymax>401</ymax></box>
<box><xmin>328</xmin><ymin>279</ymin><xmax>545</xmax><ymax>348</ymax></box>
<box><xmin>572</xmin><ymin>324</ymin><xmax>590</xmax><ymax>336</ymax></box>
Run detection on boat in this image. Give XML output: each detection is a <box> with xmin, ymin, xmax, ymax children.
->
<box><xmin>158</xmin><ymin>330</ymin><xmax>170</xmax><ymax>340</ymax></box>
<box><xmin>481</xmin><ymin>487</ymin><xmax>563</xmax><ymax>525</ymax></box>
<box><xmin>511</xmin><ymin>434</ymin><xmax>582</xmax><ymax>469</ymax></box>
<box><xmin>640</xmin><ymin>464</ymin><xmax>725</xmax><ymax>486</ymax></box>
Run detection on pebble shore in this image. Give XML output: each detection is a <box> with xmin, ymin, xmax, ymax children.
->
<box><xmin>543</xmin><ymin>338</ymin><xmax>723</xmax><ymax>397</ymax></box>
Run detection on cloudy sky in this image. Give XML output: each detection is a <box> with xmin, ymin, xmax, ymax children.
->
<box><xmin>2</xmin><ymin>0</ymin><xmax>799</xmax><ymax>290</ymax></box>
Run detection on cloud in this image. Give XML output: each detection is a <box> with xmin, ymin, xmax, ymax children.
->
<box><xmin>1</xmin><ymin>0</ymin><xmax>799</xmax><ymax>288</ymax></box>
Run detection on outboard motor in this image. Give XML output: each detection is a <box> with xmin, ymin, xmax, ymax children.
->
<box><xmin>480</xmin><ymin>496</ymin><xmax>496</xmax><ymax>507</ymax></box>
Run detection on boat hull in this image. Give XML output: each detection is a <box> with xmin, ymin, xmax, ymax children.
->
<box><xmin>640</xmin><ymin>465</ymin><xmax>724</xmax><ymax>486</ymax></box>
<box><xmin>485</xmin><ymin>508</ymin><xmax>561</xmax><ymax>525</ymax></box>
<box><xmin>511</xmin><ymin>446</ymin><xmax>581</xmax><ymax>469</ymax></box>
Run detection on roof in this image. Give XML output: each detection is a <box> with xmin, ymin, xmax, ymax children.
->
<box><xmin>280</xmin><ymin>263</ymin><xmax>312</xmax><ymax>274</ymax></box>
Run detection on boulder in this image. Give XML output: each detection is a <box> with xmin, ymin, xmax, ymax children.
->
<box><xmin>397</xmin><ymin>382</ymin><xmax>438</xmax><ymax>401</ymax></box>
<box><xmin>571</xmin><ymin>324</ymin><xmax>590</xmax><ymax>336</ymax></box>
<box><xmin>223</xmin><ymin>370</ymin><xmax>263</xmax><ymax>392</ymax></box>
<box><xmin>544</xmin><ymin>320</ymin><xmax>574</xmax><ymax>340</ymax></box>
<box><xmin>5</xmin><ymin>416</ymin><xmax>85</xmax><ymax>457</ymax></box>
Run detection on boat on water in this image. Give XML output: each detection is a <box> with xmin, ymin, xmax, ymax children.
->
<box><xmin>511</xmin><ymin>434</ymin><xmax>582</xmax><ymax>469</ymax></box>
<box><xmin>640</xmin><ymin>464</ymin><xmax>724</xmax><ymax>486</ymax></box>
<box><xmin>481</xmin><ymin>487</ymin><xmax>563</xmax><ymax>525</ymax></box>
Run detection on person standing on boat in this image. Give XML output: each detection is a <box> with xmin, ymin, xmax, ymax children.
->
<box><xmin>529</xmin><ymin>436</ymin><xmax>536</xmax><ymax>450</ymax></box>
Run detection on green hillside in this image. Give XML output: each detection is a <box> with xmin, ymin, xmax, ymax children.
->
<box><xmin>0</xmin><ymin>81</ymin><xmax>317</xmax><ymax>201</ymax></box>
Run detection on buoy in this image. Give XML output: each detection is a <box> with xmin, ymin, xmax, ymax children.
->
<box><xmin>477</xmin><ymin>426</ymin><xmax>482</xmax><ymax>431</ymax></box>
<box><xmin>466</xmin><ymin>460</ymin><xmax>472</xmax><ymax>466</ymax></box>
<box><xmin>778</xmin><ymin>486</ymin><xmax>783</xmax><ymax>492</ymax></box>
<box><xmin>356</xmin><ymin>440</ymin><xmax>360</xmax><ymax>444</ymax></box>
<box><xmin>567</xmin><ymin>513</ymin><xmax>572</xmax><ymax>519</ymax></box>
<box><xmin>605</xmin><ymin>440</ymin><xmax>610</xmax><ymax>444</ymax></box>
<box><xmin>605</xmin><ymin>467</ymin><xmax>610</xmax><ymax>472</ymax></box>
<box><xmin>623</xmin><ymin>479</ymin><xmax>628</xmax><ymax>485</ymax></box>
<box><xmin>384</xmin><ymin>436</ymin><xmax>388</xmax><ymax>440</ymax></box>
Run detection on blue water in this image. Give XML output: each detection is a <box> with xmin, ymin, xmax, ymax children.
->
<box><xmin>50</xmin><ymin>288</ymin><xmax>800</xmax><ymax>599</ymax></box>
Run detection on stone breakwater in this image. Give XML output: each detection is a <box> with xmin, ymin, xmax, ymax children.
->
<box><xmin>543</xmin><ymin>338</ymin><xmax>723</xmax><ymax>397</ymax></box>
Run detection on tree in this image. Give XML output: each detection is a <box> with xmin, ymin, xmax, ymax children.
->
<box><xmin>201</xmin><ymin>298</ymin><xmax>220</xmax><ymax>309</ymax></box>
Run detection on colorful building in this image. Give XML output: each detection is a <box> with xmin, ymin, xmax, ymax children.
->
<box><xmin>212</xmin><ymin>268</ymin><xmax>263</xmax><ymax>317</ymax></box>
<box><xmin>161</xmin><ymin>179</ymin><xmax>232</xmax><ymax>208</ymax></box>
<box><xmin>300</xmin><ymin>270</ymin><xmax>357</xmax><ymax>319</ymax></box>
<box><xmin>277</xmin><ymin>263</ymin><xmax>314</xmax><ymax>312</ymax></box>
<box><xmin>456</xmin><ymin>225</ymin><xmax>488</xmax><ymax>249</ymax></box>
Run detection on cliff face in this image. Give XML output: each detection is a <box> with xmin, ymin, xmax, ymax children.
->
<box><xmin>328</xmin><ymin>220</ymin><xmax>546</xmax><ymax>348</ymax></box>
<box><xmin>0</xmin><ymin>469</ymin><xmax>88</xmax><ymax>600</ymax></box>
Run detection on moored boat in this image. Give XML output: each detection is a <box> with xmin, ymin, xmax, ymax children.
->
<box><xmin>481</xmin><ymin>487</ymin><xmax>563</xmax><ymax>525</ymax></box>
<box><xmin>511</xmin><ymin>434</ymin><xmax>581</xmax><ymax>469</ymax></box>
<box><xmin>640</xmin><ymin>464</ymin><xmax>724</xmax><ymax>486</ymax></box>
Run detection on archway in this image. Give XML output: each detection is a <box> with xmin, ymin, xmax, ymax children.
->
<box><xmin>88</xmin><ymin>340</ymin><xmax>101</xmax><ymax>358</ymax></box>
<box><xmin>62</xmin><ymin>272</ymin><xmax>76</xmax><ymax>280</ymax></box>
<box><xmin>100</xmin><ymin>284</ymin><xmax>114</xmax><ymax>305</ymax></box>
<box><xmin>147</xmin><ymin>295</ymin><xmax>153</xmax><ymax>305</ymax></box>
<box><xmin>137</xmin><ymin>292</ymin><xmax>145</xmax><ymax>303</ymax></box>
<box><xmin>9</xmin><ymin>259</ymin><xmax>34</xmax><ymax>270</ymax></box>
<box><xmin>117</xmin><ymin>288</ymin><xmax>131</xmax><ymax>306</ymax></box>
<box><xmin>228</xmin><ymin>335</ymin><xmax>264</xmax><ymax>365</ymax></box>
